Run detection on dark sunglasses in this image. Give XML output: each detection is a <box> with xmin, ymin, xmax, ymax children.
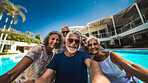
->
<box><xmin>68</xmin><ymin>39</ymin><xmax>80</xmax><ymax>44</ymax></box>
<box><xmin>62</xmin><ymin>31</ymin><xmax>69</xmax><ymax>34</ymax></box>
<box><xmin>82</xmin><ymin>39</ymin><xmax>86</xmax><ymax>41</ymax></box>
<box><xmin>88</xmin><ymin>43</ymin><xmax>98</xmax><ymax>47</ymax></box>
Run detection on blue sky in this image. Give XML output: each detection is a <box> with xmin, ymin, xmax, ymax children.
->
<box><xmin>0</xmin><ymin>0</ymin><xmax>135</xmax><ymax>40</ymax></box>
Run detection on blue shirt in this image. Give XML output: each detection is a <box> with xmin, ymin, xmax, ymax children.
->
<box><xmin>46</xmin><ymin>51</ymin><xmax>91</xmax><ymax>83</ymax></box>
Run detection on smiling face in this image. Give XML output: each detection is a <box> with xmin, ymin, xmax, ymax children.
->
<box><xmin>66</xmin><ymin>34</ymin><xmax>80</xmax><ymax>53</ymax></box>
<box><xmin>48</xmin><ymin>34</ymin><xmax>60</xmax><ymax>49</ymax></box>
<box><xmin>88</xmin><ymin>38</ymin><xmax>100</xmax><ymax>55</ymax></box>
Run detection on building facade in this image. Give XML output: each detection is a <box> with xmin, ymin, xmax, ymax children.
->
<box><xmin>1</xmin><ymin>40</ymin><xmax>37</xmax><ymax>53</ymax></box>
<box><xmin>80</xmin><ymin>0</ymin><xmax>148</xmax><ymax>48</ymax></box>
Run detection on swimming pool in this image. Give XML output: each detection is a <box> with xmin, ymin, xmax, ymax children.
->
<box><xmin>0</xmin><ymin>50</ymin><xmax>148</xmax><ymax>82</ymax></box>
<box><xmin>109</xmin><ymin>49</ymin><xmax>148</xmax><ymax>69</ymax></box>
<box><xmin>0</xmin><ymin>53</ymin><xmax>25</xmax><ymax>75</ymax></box>
<box><xmin>106</xmin><ymin>49</ymin><xmax>148</xmax><ymax>83</ymax></box>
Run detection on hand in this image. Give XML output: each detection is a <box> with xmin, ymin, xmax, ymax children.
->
<box><xmin>125</xmin><ymin>70</ymin><xmax>132</xmax><ymax>79</ymax></box>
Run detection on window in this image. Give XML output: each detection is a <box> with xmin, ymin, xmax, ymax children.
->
<box><xmin>92</xmin><ymin>31</ymin><xmax>98</xmax><ymax>38</ymax></box>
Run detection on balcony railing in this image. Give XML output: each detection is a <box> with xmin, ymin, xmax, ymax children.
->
<box><xmin>92</xmin><ymin>15</ymin><xmax>148</xmax><ymax>38</ymax></box>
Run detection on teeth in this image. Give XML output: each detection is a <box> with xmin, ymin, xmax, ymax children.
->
<box><xmin>92</xmin><ymin>49</ymin><xmax>95</xmax><ymax>51</ymax></box>
<box><xmin>69</xmin><ymin>45</ymin><xmax>76</xmax><ymax>48</ymax></box>
<box><xmin>52</xmin><ymin>43</ymin><xmax>57</xmax><ymax>46</ymax></box>
<box><xmin>92</xmin><ymin>48</ymin><xmax>97</xmax><ymax>51</ymax></box>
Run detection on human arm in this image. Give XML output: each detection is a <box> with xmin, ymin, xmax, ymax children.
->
<box><xmin>0</xmin><ymin>56</ymin><xmax>33</xmax><ymax>83</ymax></box>
<box><xmin>35</xmin><ymin>69</ymin><xmax>54</xmax><ymax>83</ymax></box>
<box><xmin>0</xmin><ymin>45</ymin><xmax>42</xmax><ymax>83</ymax></box>
<box><xmin>84</xmin><ymin>58</ymin><xmax>110</xmax><ymax>83</ymax></box>
<box><xmin>34</xmin><ymin>53</ymin><xmax>57</xmax><ymax>83</ymax></box>
<box><xmin>110</xmin><ymin>51</ymin><xmax>148</xmax><ymax>82</ymax></box>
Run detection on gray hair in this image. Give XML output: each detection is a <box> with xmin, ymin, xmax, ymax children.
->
<box><xmin>65</xmin><ymin>31</ymin><xmax>82</xmax><ymax>44</ymax></box>
<box><xmin>61</xmin><ymin>25</ymin><xmax>70</xmax><ymax>31</ymax></box>
<box><xmin>87</xmin><ymin>35</ymin><xmax>100</xmax><ymax>45</ymax></box>
<box><xmin>43</xmin><ymin>31</ymin><xmax>63</xmax><ymax>49</ymax></box>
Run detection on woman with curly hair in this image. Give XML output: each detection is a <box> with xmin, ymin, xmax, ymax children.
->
<box><xmin>0</xmin><ymin>31</ymin><xmax>62</xmax><ymax>83</ymax></box>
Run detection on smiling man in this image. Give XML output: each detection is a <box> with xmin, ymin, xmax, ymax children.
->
<box><xmin>32</xmin><ymin>31</ymin><xmax>110</xmax><ymax>83</ymax></box>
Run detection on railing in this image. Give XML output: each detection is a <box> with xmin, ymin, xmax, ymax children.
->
<box><xmin>92</xmin><ymin>15</ymin><xmax>148</xmax><ymax>38</ymax></box>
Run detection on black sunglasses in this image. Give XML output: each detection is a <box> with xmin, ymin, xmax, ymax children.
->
<box><xmin>62</xmin><ymin>31</ymin><xmax>69</xmax><ymax>34</ymax></box>
<box><xmin>68</xmin><ymin>39</ymin><xmax>80</xmax><ymax>44</ymax></box>
<box><xmin>82</xmin><ymin>39</ymin><xmax>86</xmax><ymax>41</ymax></box>
<box><xmin>88</xmin><ymin>43</ymin><xmax>98</xmax><ymax>47</ymax></box>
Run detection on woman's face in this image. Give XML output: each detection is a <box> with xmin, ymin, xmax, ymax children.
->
<box><xmin>88</xmin><ymin>38</ymin><xmax>100</xmax><ymax>55</ymax></box>
<box><xmin>48</xmin><ymin>34</ymin><xmax>60</xmax><ymax>49</ymax></box>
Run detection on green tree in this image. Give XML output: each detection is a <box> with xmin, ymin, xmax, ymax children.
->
<box><xmin>35</xmin><ymin>33</ymin><xmax>41</xmax><ymax>40</ymax></box>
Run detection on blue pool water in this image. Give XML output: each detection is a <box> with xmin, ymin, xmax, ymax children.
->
<box><xmin>0</xmin><ymin>54</ymin><xmax>25</xmax><ymax>75</ymax></box>
<box><xmin>0</xmin><ymin>50</ymin><xmax>148</xmax><ymax>82</ymax></box>
<box><xmin>109</xmin><ymin>49</ymin><xmax>148</xmax><ymax>69</ymax></box>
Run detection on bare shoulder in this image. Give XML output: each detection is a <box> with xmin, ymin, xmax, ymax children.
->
<box><xmin>109</xmin><ymin>51</ymin><xmax>120</xmax><ymax>63</ymax></box>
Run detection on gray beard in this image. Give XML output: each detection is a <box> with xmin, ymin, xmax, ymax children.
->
<box><xmin>66</xmin><ymin>46</ymin><xmax>77</xmax><ymax>53</ymax></box>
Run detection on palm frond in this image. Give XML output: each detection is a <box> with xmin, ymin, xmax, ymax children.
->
<box><xmin>0</xmin><ymin>0</ymin><xmax>26</xmax><ymax>22</ymax></box>
<box><xmin>15</xmin><ymin>5</ymin><xmax>27</xmax><ymax>13</ymax></box>
<box><xmin>15</xmin><ymin>10</ymin><xmax>26</xmax><ymax>22</ymax></box>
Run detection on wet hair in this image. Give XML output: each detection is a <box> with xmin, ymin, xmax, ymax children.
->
<box><xmin>61</xmin><ymin>25</ymin><xmax>70</xmax><ymax>31</ymax></box>
<box><xmin>65</xmin><ymin>31</ymin><xmax>82</xmax><ymax>44</ymax></box>
<box><xmin>87</xmin><ymin>35</ymin><xmax>100</xmax><ymax>45</ymax></box>
<box><xmin>43</xmin><ymin>31</ymin><xmax>63</xmax><ymax>49</ymax></box>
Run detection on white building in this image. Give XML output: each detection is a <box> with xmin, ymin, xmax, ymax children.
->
<box><xmin>80</xmin><ymin>0</ymin><xmax>148</xmax><ymax>48</ymax></box>
<box><xmin>1</xmin><ymin>40</ymin><xmax>37</xmax><ymax>53</ymax></box>
<box><xmin>69</xmin><ymin>26</ymin><xmax>85</xmax><ymax>32</ymax></box>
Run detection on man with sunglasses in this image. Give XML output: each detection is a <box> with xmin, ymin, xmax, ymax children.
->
<box><xmin>61</xmin><ymin>25</ymin><xmax>70</xmax><ymax>43</ymax></box>
<box><xmin>33</xmin><ymin>31</ymin><xmax>110</xmax><ymax>83</ymax></box>
<box><xmin>54</xmin><ymin>26</ymin><xmax>70</xmax><ymax>54</ymax></box>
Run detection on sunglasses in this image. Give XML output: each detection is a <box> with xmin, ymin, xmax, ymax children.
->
<box><xmin>88</xmin><ymin>43</ymin><xmax>98</xmax><ymax>47</ymax></box>
<box><xmin>62</xmin><ymin>31</ymin><xmax>69</xmax><ymax>34</ymax></box>
<box><xmin>68</xmin><ymin>39</ymin><xmax>80</xmax><ymax>44</ymax></box>
<box><xmin>82</xmin><ymin>39</ymin><xmax>86</xmax><ymax>41</ymax></box>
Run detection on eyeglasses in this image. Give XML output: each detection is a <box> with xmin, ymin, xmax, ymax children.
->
<box><xmin>68</xmin><ymin>39</ymin><xmax>80</xmax><ymax>44</ymax></box>
<box><xmin>88</xmin><ymin>43</ymin><xmax>98</xmax><ymax>47</ymax></box>
<box><xmin>62</xmin><ymin>31</ymin><xmax>69</xmax><ymax>34</ymax></box>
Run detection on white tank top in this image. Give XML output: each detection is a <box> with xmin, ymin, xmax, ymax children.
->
<box><xmin>98</xmin><ymin>51</ymin><xmax>138</xmax><ymax>83</ymax></box>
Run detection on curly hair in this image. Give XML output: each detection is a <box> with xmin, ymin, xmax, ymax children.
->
<box><xmin>43</xmin><ymin>31</ymin><xmax>63</xmax><ymax>49</ymax></box>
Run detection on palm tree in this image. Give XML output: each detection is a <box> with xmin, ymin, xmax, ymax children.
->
<box><xmin>35</xmin><ymin>33</ymin><xmax>41</xmax><ymax>40</ymax></box>
<box><xmin>0</xmin><ymin>0</ymin><xmax>7</xmax><ymax>22</ymax></box>
<box><xmin>0</xmin><ymin>0</ymin><xmax>27</xmax><ymax>52</ymax></box>
<box><xmin>0</xmin><ymin>1</ymin><xmax>12</xmax><ymax>48</ymax></box>
<box><xmin>0</xmin><ymin>10</ymin><xmax>4</xmax><ymax>22</ymax></box>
